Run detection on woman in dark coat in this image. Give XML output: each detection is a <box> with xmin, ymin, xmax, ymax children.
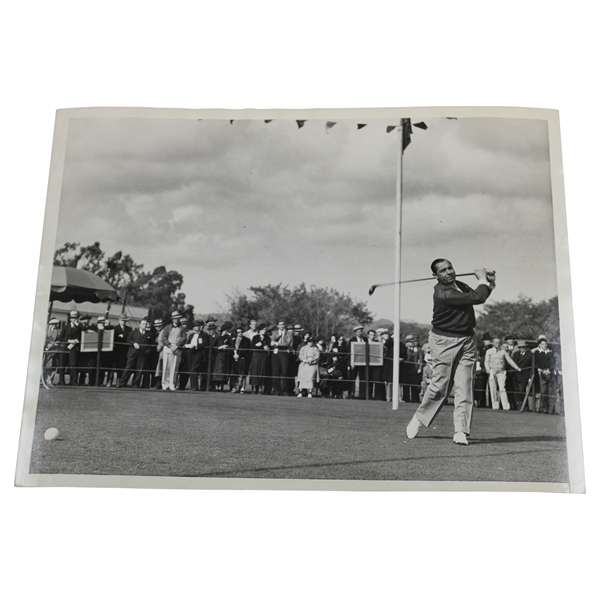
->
<box><xmin>249</xmin><ymin>324</ymin><xmax>271</xmax><ymax>394</ymax></box>
<box><xmin>231</xmin><ymin>326</ymin><xmax>252</xmax><ymax>393</ymax></box>
<box><xmin>381</xmin><ymin>330</ymin><xmax>395</xmax><ymax>401</ymax></box>
<box><xmin>212</xmin><ymin>322</ymin><xmax>234</xmax><ymax>391</ymax></box>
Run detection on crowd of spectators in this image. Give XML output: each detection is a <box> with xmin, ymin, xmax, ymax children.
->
<box><xmin>43</xmin><ymin>310</ymin><xmax>563</xmax><ymax>413</ymax></box>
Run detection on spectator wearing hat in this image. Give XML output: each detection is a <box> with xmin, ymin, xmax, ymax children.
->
<box><xmin>484</xmin><ymin>338</ymin><xmax>522</xmax><ymax>410</ymax></box>
<box><xmin>212</xmin><ymin>322</ymin><xmax>234</xmax><ymax>391</ymax></box>
<box><xmin>46</xmin><ymin>318</ymin><xmax>61</xmax><ymax>348</ymax></box>
<box><xmin>503</xmin><ymin>334</ymin><xmax>519</xmax><ymax>408</ymax></box>
<box><xmin>76</xmin><ymin>314</ymin><xmax>94</xmax><ymax>385</ymax></box>
<box><xmin>176</xmin><ymin>317</ymin><xmax>191</xmax><ymax>390</ymax></box>
<box><xmin>58</xmin><ymin>310</ymin><xmax>81</xmax><ymax>385</ymax></box>
<box><xmin>420</xmin><ymin>345</ymin><xmax>434</xmax><ymax>401</ymax></box>
<box><xmin>297</xmin><ymin>337</ymin><xmax>320</xmax><ymax>398</ymax></box>
<box><xmin>43</xmin><ymin>318</ymin><xmax>61</xmax><ymax>385</ymax></box>
<box><xmin>291</xmin><ymin>324</ymin><xmax>304</xmax><ymax>349</ymax></box>
<box><xmin>93</xmin><ymin>316</ymin><xmax>114</xmax><ymax>386</ymax></box>
<box><xmin>249</xmin><ymin>324</ymin><xmax>271</xmax><ymax>394</ymax></box>
<box><xmin>511</xmin><ymin>340</ymin><xmax>534</xmax><ymax>411</ymax></box>
<box><xmin>380</xmin><ymin>329</ymin><xmax>395</xmax><ymax>401</ymax></box>
<box><xmin>231</xmin><ymin>326</ymin><xmax>252</xmax><ymax>393</ymax></box>
<box><xmin>204</xmin><ymin>317</ymin><xmax>218</xmax><ymax>389</ymax></box>
<box><xmin>349</xmin><ymin>325</ymin><xmax>367</xmax><ymax>399</ymax></box>
<box><xmin>336</xmin><ymin>333</ymin><xmax>351</xmax><ymax>398</ymax></box>
<box><xmin>293</xmin><ymin>331</ymin><xmax>311</xmax><ymax>393</ymax></box>
<box><xmin>270</xmin><ymin>320</ymin><xmax>294</xmax><ymax>395</ymax></box>
<box><xmin>476</xmin><ymin>332</ymin><xmax>494</xmax><ymax>407</ymax></box>
<box><xmin>184</xmin><ymin>320</ymin><xmax>209</xmax><ymax>391</ymax></box>
<box><xmin>149</xmin><ymin>318</ymin><xmax>164</xmax><ymax>389</ymax></box>
<box><xmin>159</xmin><ymin>312</ymin><xmax>187</xmax><ymax>391</ymax></box>
<box><xmin>118</xmin><ymin>318</ymin><xmax>155</xmax><ymax>388</ymax></box>
<box><xmin>109</xmin><ymin>314</ymin><xmax>131</xmax><ymax>387</ymax></box>
<box><xmin>366</xmin><ymin>329</ymin><xmax>385</xmax><ymax>400</ymax></box>
<box><xmin>401</xmin><ymin>334</ymin><xmax>423</xmax><ymax>403</ymax></box>
<box><xmin>534</xmin><ymin>337</ymin><xmax>556</xmax><ymax>413</ymax></box>
<box><xmin>319</xmin><ymin>351</ymin><xmax>345</xmax><ymax>398</ymax></box>
<box><xmin>289</xmin><ymin>324</ymin><xmax>304</xmax><ymax>389</ymax></box>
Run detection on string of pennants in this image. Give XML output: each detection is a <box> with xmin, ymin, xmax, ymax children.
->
<box><xmin>209</xmin><ymin>117</ymin><xmax>430</xmax><ymax>152</ymax></box>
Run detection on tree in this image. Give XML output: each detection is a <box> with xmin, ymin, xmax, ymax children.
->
<box><xmin>227</xmin><ymin>283</ymin><xmax>374</xmax><ymax>338</ymax></box>
<box><xmin>54</xmin><ymin>242</ymin><xmax>144</xmax><ymax>290</ymax></box>
<box><xmin>98</xmin><ymin>250</ymin><xmax>144</xmax><ymax>291</ymax></box>
<box><xmin>53</xmin><ymin>241</ymin><xmax>187</xmax><ymax>320</ymax></box>
<box><xmin>53</xmin><ymin>241</ymin><xmax>107</xmax><ymax>273</ymax></box>
<box><xmin>126</xmin><ymin>266</ymin><xmax>186</xmax><ymax>319</ymax></box>
<box><xmin>474</xmin><ymin>295</ymin><xmax>560</xmax><ymax>343</ymax></box>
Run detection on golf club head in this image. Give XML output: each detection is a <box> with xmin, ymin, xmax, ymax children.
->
<box><xmin>368</xmin><ymin>285</ymin><xmax>377</xmax><ymax>296</ymax></box>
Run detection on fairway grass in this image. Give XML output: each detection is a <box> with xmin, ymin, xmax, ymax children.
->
<box><xmin>29</xmin><ymin>388</ymin><xmax>569</xmax><ymax>483</ymax></box>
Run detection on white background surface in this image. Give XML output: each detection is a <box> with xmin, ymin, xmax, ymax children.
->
<box><xmin>1</xmin><ymin>1</ymin><xmax>596</xmax><ymax>597</ymax></box>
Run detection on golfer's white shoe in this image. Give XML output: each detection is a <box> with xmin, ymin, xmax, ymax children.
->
<box><xmin>453</xmin><ymin>432</ymin><xmax>469</xmax><ymax>445</ymax></box>
<box><xmin>406</xmin><ymin>414</ymin><xmax>422</xmax><ymax>439</ymax></box>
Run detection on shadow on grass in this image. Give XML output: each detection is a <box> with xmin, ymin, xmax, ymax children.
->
<box><xmin>422</xmin><ymin>435</ymin><xmax>565</xmax><ymax>444</ymax></box>
<box><xmin>181</xmin><ymin>447</ymin><xmax>561</xmax><ymax>478</ymax></box>
<box><xmin>471</xmin><ymin>435</ymin><xmax>566</xmax><ymax>445</ymax></box>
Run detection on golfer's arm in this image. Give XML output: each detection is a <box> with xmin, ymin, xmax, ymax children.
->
<box><xmin>439</xmin><ymin>285</ymin><xmax>491</xmax><ymax>307</ymax></box>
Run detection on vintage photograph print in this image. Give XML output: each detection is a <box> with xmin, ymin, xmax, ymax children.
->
<box><xmin>15</xmin><ymin>107</ymin><xmax>584</xmax><ymax>491</ymax></box>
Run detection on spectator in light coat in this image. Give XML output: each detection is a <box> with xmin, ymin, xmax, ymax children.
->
<box><xmin>484</xmin><ymin>338</ymin><xmax>522</xmax><ymax>410</ymax></box>
<box><xmin>159</xmin><ymin>311</ymin><xmax>187</xmax><ymax>391</ymax></box>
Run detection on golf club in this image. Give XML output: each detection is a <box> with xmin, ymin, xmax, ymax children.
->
<box><xmin>368</xmin><ymin>272</ymin><xmax>477</xmax><ymax>296</ymax></box>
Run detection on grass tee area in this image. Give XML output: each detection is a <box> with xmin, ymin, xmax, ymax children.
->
<box><xmin>29</xmin><ymin>388</ymin><xmax>568</xmax><ymax>483</ymax></box>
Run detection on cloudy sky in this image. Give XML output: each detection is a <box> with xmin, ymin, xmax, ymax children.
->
<box><xmin>55</xmin><ymin>114</ymin><xmax>556</xmax><ymax>324</ymax></box>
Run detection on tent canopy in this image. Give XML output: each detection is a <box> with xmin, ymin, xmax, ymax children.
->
<box><xmin>50</xmin><ymin>266</ymin><xmax>120</xmax><ymax>304</ymax></box>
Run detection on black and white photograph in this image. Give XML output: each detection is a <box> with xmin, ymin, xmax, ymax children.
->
<box><xmin>14</xmin><ymin>106</ymin><xmax>584</xmax><ymax>492</ymax></box>
<box><xmin>3</xmin><ymin>2</ymin><xmax>597</xmax><ymax>599</ymax></box>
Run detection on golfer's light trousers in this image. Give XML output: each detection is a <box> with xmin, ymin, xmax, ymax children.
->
<box><xmin>415</xmin><ymin>331</ymin><xmax>477</xmax><ymax>434</ymax></box>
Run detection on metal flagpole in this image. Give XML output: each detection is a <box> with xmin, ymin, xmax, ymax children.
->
<box><xmin>392</xmin><ymin>122</ymin><xmax>404</xmax><ymax>410</ymax></box>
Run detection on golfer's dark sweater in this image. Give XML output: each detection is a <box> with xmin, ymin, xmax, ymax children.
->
<box><xmin>431</xmin><ymin>280</ymin><xmax>492</xmax><ymax>337</ymax></box>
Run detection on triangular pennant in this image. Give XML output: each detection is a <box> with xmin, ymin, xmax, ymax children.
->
<box><xmin>296</xmin><ymin>120</ymin><xmax>306</xmax><ymax>128</ymax></box>
<box><xmin>357</xmin><ymin>124</ymin><xmax>367</xmax><ymax>130</ymax></box>
<box><xmin>401</xmin><ymin>118</ymin><xmax>413</xmax><ymax>152</ymax></box>
<box><xmin>230</xmin><ymin>120</ymin><xmax>234</xmax><ymax>125</ymax></box>
<box><xmin>264</xmin><ymin>120</ymin><xmax>273</xmax><ymax>123</ymax></box>
<box><xmin>386</xmin><ymin>126</ymin><xmax>397</xmax><ymax>133</ymax></box>
<box><xmin>413</xmin><ymin>121</ymin><xmax>428</xmax><ymax>130</ymax></box>
<box><xmin>325</xmin><ymin>121</ymin><xmax>337</xmax><ymax>134</ymax></box>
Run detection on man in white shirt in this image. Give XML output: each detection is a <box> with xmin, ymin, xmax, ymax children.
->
<box><xmin>484</xmin><ymin>338</ymin><xmax>522</xmax><ymax>410</ymax></box>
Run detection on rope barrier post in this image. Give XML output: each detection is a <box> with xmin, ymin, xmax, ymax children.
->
<box><xmin>531</xmin><ymin>352</ymin><xmax>537</xmax><ymax>412</ymax></box>
<box><xmin>365</xmin><ymin>339</ymin><xmax>370</xmax><ymax>401</ymax></box>
<box><xmin>521</xmin><ymin>375</ymin><xmax>534</xmax><ymax>412</ymax></box>
<box><xmin>207</xmin><ymin>338</ymin><xmax>213</xmax><ymax>392</ymax></box>
<box><xmin>95</xmin><ymin>327</ymin><xmax>103</xmax><ymax>387</ymax></box>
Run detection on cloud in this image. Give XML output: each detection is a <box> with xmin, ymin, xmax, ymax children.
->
<box><xmin>55</xmin><ymin>115</ymin><xmax>558</xmax><ymax>324</ymax></box>
<box><xmin>403</xmin><ymin>118</ymin><xmax>552</xmax><ymax>201</ymax></box>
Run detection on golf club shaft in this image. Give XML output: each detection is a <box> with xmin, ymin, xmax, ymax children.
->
<box><xmin>368</xmin><ymin>272</ymin><xmax>476</xmax><ymax>295</ymax></box>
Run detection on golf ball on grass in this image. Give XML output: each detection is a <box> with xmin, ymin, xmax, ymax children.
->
<box><xmin>44</xmin><ymin>427</ymin><xmax>59</xmax><ymax>441</ymax></box>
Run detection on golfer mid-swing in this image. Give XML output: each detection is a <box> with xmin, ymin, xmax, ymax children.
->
<box><xmin>406</xmin><ymin>259</ymin><xmax>496</xmax><ymax>445</ymax></box>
